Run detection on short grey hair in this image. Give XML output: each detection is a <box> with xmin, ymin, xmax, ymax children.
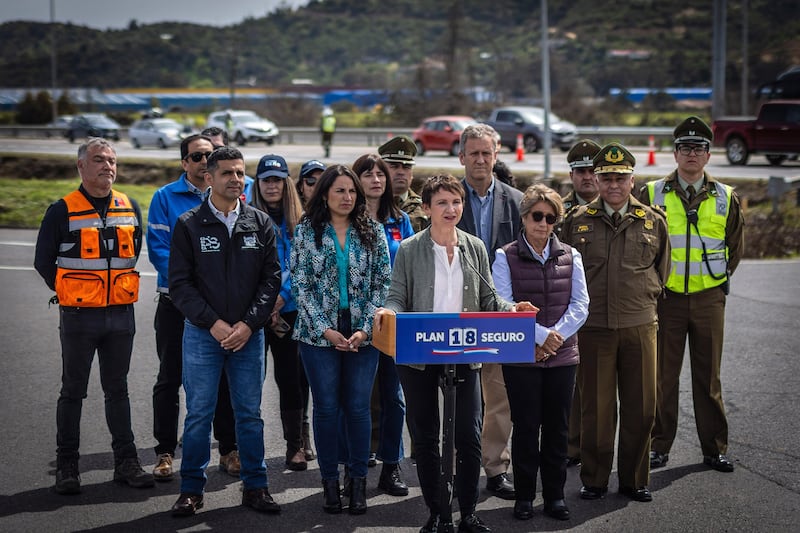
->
<box><xmin>77</xmin><ymin>137</ymin><xmax>116</xmax><ymax>160</ymax></box>
<box><xmin>459</xmin><ymin>123</ymin><xmax>499</xmax><ymax>154</ymax></box>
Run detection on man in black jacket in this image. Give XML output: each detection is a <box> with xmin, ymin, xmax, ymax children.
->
<box><xmin>167</xmin><ymin>146</ymin><xmax>282</xmax><ymax>517</ymax></box>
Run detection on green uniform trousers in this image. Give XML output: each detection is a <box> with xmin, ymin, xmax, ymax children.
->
<box><xmin>578</xmin><ymin>323</ymin><xmax>657</xmax><ymax>489</ymax></box>
<box><xmin>651</xmin><ymin>287</ymin><xmax>728</xmax><ymax>457</ymax></box>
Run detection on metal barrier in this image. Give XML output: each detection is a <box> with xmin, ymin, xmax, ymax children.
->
<box><xmin>0</xmin><ymin>125</ymin><xmax>675</xmax><ymax>147</ymax></box>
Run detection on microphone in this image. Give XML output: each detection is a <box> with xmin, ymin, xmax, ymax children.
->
<box><xmin>458</xmin><ymin>244</ymin><xmax>499</xmax><ymax>300</ymax></box>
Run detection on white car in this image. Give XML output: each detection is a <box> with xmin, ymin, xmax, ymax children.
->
<box><xmin>129</xmin><ymin>118</ymin><xmax>185</xmax><ymax>149</ymax></box>
<box><xmin>207</xmin><ymin>110</ymin><xmax>279</xmax><ymax>146</ymax></box>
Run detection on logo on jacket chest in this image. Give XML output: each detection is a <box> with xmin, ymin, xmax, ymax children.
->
<box><xmin>200</xmin><ymin>236</ymin><xmax>221</xmax><ymax>252</ymax></box>
<box><xmin>242</xmin><ymin>234</ymin><xmax>259</xmax><ymax>249</ymax></box>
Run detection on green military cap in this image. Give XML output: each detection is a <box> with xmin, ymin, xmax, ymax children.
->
<box><xmin>673</xmin><ymin>115</ymin><xmax>713</xmax><ymax>144</ymax></box>
<box><xmin>567</xmin><ymin>139</ymin><xmax>602</xmax><ymax>169</ymax></box>
<box><xmin>379</xmin><ymin>135</ymin><xmax>417</xmax><ymax>165</ymax></box>
<box><xmin>593</xmin><ymin>142</ymin><xmax>636</xmax><ymax>174</ymax></box>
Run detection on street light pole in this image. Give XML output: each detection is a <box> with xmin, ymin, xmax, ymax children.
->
<box><xmin>541</xmin><ymin>0</ymin><xmax>551</xmax><ymax>179</ymax></box>
<box><xmin>50</xmin><ymin>0</ymin><xmax>58</xmax><ymax>123</ymax></box>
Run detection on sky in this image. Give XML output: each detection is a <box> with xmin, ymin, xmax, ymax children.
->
<box><xmin>1</xmin><ymin>0</ymin><xmax>310</xmax><ymax>29</ymax></box>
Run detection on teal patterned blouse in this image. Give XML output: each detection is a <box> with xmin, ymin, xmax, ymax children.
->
<box><xmin>290</xmin><ymin>219</ymin><xmax>390</xmax><ymax>347</ymax></box>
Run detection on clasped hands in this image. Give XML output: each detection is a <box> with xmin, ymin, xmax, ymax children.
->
<box><xmin>325</xmin><ymin>328</ymin><xmax>366</xmax><ymax>352</ymax></box>
<box><xmin>211</xmin><ymin>319</ymin><xmax>253</xmax><ymax>352</ymax></box>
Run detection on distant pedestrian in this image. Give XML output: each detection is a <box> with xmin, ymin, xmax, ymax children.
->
<box><xmin>34</xmin><ymin>138</ymin><xmax>154</xmax><ymax>495</ymax></box>
<box><xmin>168</xmin><ymin>146</ymin><xmax>282</xmax><ymax>517</ymax></box>
<box><xmin>320</xmin><ymin>107</ymin><xmax>336</xmax><ymax>158</ymax></box>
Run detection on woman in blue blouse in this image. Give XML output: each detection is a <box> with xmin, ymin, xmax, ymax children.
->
<box><xmin>291</xmin><ymin>164</ymin><xmax>391</xmax><ymax>515</ymax></box>
<box><xmin>250</xmin><ymin>154</ymin><xmax>313</xmax><ymax>472</ymax></box>
<box><xmin>352</xmin><ymin>153</ymin><xmax>413</xmax><ymax>497</ymax></box>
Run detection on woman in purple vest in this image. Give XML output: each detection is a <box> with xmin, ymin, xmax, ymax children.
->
<box><xmin>491</xmin><ymin>184</ymin><xmax>589</xmax><ymax>522</ymax></box>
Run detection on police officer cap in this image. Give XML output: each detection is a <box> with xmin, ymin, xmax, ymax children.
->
<box><xmin>593</xmin><ymin>142</ymin><xmax>636</xmax><ymax>174</ymax></box>
<box><xmin>567</xmin><ymin>139</ymin><xmax>602</xmax><ymax>169</ymax></box>
<box><xmin>379</xmin><ymin>135</ymin><xmax>417</xmax><ymax>165</ymax></box>
<box><xmin>673</xmin><ymin>115</ymin><xmax>713</xmax><ymax>145</ymax></box>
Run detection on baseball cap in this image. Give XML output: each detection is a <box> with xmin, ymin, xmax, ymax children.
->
<box><xmin>299</xmin><ymin>160</ymin><xmax>326</xmax><ymax>180</ymax></box>
<box><xmin>256</xmin><ymin>154</ymin><xmax>289</xmax><ymax>179</ymax></box>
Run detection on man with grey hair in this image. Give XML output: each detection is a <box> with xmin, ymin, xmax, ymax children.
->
<box><xmin>35</xmin><ymin>138</ymin><xmax>154</xmax><ymax>495</ymax></box>
<box><xmin>457</xmin><ymin>123</ymin><xmax>522</xmax><ymax>501</ymax></box>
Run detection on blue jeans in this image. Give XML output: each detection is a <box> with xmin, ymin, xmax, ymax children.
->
<box><xmin>300</xmin><ymin>342</ymin><xmax>379</xmax><ymax>480</ymax></box>
<box><xmin>180</xmin><ymin>321</ymin><xmax>267</xmax><ymax>494</ymax></box>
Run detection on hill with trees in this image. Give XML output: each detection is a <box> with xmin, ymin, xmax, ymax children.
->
<box><xmin>1</xmin><ymin>0</ymin><xmax>798</xmax><ymax>124</ymax></box>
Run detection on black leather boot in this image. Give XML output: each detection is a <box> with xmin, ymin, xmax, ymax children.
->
<box><xmin>281</xmin><ymin>409</ymin><xmax>306</xmax><ymax>471</ymax></box>
<box><xmin>321</xmin><ymin>478</ymin><xmax>342</xmax><ymax>514</ymax></box>
<box><xmin>348</xmin><ymin>476</ymin><xmax>367</xmax><ymax>515</ymax></box>
<box><xmin>302</xmin><ymin>421</ymin><xmax>316</xmax><ymax>461</ymax></box>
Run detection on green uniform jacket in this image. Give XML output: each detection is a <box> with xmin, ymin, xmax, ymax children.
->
<box><xmin>560</xmin><ymin>195</ymin><xmax>671</xmax><ymax>330</ymax></box>
<box><xmin>396</xmin><ymin>189</ymin><xmax>429</xmax><ymax>233</ymax></box>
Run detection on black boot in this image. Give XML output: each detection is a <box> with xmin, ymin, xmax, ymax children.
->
<box><xmin>349</xmin><ymin>476</ymin><xmax>367</xmax><ymax>515</ymax></box>
<box><xmin>378</xmin><ymin>462</ymin><xmax>409</xmax><ymax>496</ymax></box>
<box><xmin>322</xmin><ymin>478</ymin><xmax>342</xmax><ymax>514</ymax></box>
<box><xmin>302</xmin><ymin>421</ymin><xmax>316</xmax><ymax>461</ymax></box>
<box><xmin>281</xmin><ymin>409</ymin><xmax>306</xmax><ymax>471</ymax></box>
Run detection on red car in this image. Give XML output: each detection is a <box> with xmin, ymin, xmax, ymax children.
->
<box><xmin>412</xmin><ymin>115</ymin><xmax>478</xmax><ymax>156</ymax></box>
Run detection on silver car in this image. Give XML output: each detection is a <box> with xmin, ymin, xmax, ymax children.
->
<box><xmin>129</xmin><ymin>118</ymin><xmax>185</xmax><ymax>149</ymax></box>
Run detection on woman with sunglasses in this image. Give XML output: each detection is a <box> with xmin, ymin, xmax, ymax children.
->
<box><xmin>250</xmin><ymin>154</ymin><xmax>314</xmax><ymax>471</ymax></box>
<box><xmin>296</xmin><ymin>160</ymin><xmax>326</xmax><ymax>207</ymax></box>
<box><xmin>491</xmin><ymin>184</ymin><xmax>589</xmax><ymax>522</ymax></box>
<box><xmin>290</xmin><ymin>165</ymin><xmax>390</xmax><ymax>515</ymax></box>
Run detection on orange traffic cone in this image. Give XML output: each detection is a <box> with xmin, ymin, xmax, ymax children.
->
<box><xmin>516</xmin><ymin>134</ymin><xmax>525</xmax><ymax>162</ymax></box>
<box><xmin>647</xmin><ymin>135</ymin><xmax>656</xmax><ymax>166</ymax></box>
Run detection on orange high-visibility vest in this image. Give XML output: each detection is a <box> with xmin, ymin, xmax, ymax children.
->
<box><xmin>55</xmin><ymin>189</ymin><xmax>140</xmax><ymax>307</ymax></box>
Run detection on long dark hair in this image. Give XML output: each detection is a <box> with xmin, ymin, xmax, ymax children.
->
<box><xmin>302</xmin><ymin>164</ymin><xmax>379</xmax><ymax>250</ymax></box>
<box><xmin>352</xmin><ymin>153</ymin><xmax>404</xmax><ymax>224</ymax></box>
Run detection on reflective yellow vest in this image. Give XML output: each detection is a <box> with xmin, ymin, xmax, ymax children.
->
<box><xmin>55</xmin><ymin>189</ymin><xmax>140</xmax><ymax>307</ymax></box>
<box><xmin>647</xmin><ymin>179</ymin><xmax>731</xmax><ymax>294</ymax></box>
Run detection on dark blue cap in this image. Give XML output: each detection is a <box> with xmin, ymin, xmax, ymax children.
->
<box><xmin>256</xmin><ymin>154</ymin><xmax>288</xmax><ymax>179</ymax></box>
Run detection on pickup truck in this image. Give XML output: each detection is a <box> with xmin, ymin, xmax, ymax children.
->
<box><xmin>482</xmin><ymin>106</ymin><xmax>577</xmax><ymax>153</ymax></box>
<box><xmin>711</xmin><ymin>100</ymin><xmax>800</xmax><ymax>165</ymax></box>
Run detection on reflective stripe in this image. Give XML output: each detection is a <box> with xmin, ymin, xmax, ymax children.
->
<box><xmin>149</xmin><ymin>223</ymin><xmax>170</xmax><ymax>232</ymax></box>
<box><xmin>58</xmin><ymin>257</ymin><xmax>137</xmax><ymax>270</ymax></box>
<box><xmin>669</xmin><ymin>234</ymin><xmax>725</xmax><ymax>250</ymax></box>
<box><xmin>68</xmin><ymin>215</ymin><xmax>138</xmax><ymax>232</ymax></box>
<box><xmin>672</xmin><ymin>257</ymin><xmax>727</xmax><ymax>277</ymax></box>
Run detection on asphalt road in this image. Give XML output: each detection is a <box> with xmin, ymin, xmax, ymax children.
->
<box><xmin>0</xmin><ymin>228</ymin><xmax>799</xmax><ymax>532</ymax></box>
<box><xmin>2</xmin><ymin>138</ymin><xmax>800</xmax><ymax>181</ymax></box>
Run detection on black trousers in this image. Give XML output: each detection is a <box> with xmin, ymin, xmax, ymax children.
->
<box><xmin>264</xmin><ymin>311</ymin><xmax>309</xmax><ymax>413</ymax></box>
<box><xmin>503</xmin><ymin>364</ymin><xmax>576</xmax><ymax>502</ymax></box>
<box><xmin>397</xmin><ymin>364</ymin><xmax>482</xmax><ymax>517</ymax></box>
<box><xmin>152</xmin><ymin>294</ymin><xmax>237</xmax><ymax>456</ymax></box>
<box><xmin>57</xmin><ymin>305</ymin><xmax>137</xmax><ymax>464</ymax></box>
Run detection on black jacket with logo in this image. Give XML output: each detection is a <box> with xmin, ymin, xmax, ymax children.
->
<box><xmin>169</xmin><ymin>199</ymin><xmax>281</xmax><ymax>331</ymax></box>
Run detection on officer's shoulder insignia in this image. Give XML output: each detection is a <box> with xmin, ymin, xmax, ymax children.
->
<box><xmin>662</xmin><ymin>182</ymin><xmax>674</xmax><ymax>193</ymax></box>
<box><xmin>634</xmin><ymin>208</ymin><xmax>646</xmax><ymax>218</ymax></box>
<box><xmin>575</xmin><ymin>224</ymin><xmax>592</xmax><ymax>233</ymax></box>
<box><xmin>586</xmin><ymin>208</ymin><xmax>598</xmax><ymax>215</ymax></box>
<box><xmin>644</xmin><ymin>219</ymin><xmax>654</xmax><ymax>230</ymax></box>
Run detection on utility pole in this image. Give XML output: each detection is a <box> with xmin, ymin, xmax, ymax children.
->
<box><xmin>712</xmin><ymin>0</ymin><xmax>727</xmax><ymax>119</ymax></box>
<box><xmin>541</xmin><ymin>0</ymin><xmax>551</xmax><ymax>180</ymax></box>
<box><xmin>741</xmin><ymin>0</ymin><xmax>749</xmax><ymax>114</ymax></box>
<box><xmin>50</xmin><ymin>0</ymin><xmax>58</xmax><ymax>123</ymax></box>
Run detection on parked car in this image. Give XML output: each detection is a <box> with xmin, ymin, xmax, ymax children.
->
<box><xmin>412</xmin><ymin>115</ymin><xmax>478</xmax><ymax>156</ymax></box>
<box><xmin>206</xmin><ymin>110</ymin><xmax>279</xmax><ymax>146</ymax></box>
<box><xmin>483</xmin><ymin>106</ymin><xmax>577</xmax><ymax>152</ymax></box>
<box><xmin>64</xmin><ymin>113</ymin><xmax>121</xmax><ymax>143</ymax></box>
<box><xmin>45</xmin><ymin>115</ymin><xmax>73</xmax><ymax>138</ymax></box>
<box><xmin>712</xmin><ymin>100</ymin><xmax>800</xmax><ymax>165</ymax></box>
<box><xmin>129</xmin><ymin>118</ymin><xmax>184</xmax><ymax>149</ymax></box>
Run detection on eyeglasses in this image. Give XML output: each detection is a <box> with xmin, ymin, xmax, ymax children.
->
<box><xmin>530</xmin><ymin>211</ymin><xmax>557</xmax><ymax>224</ymax></box>
<box><xmin>677</xmin><ymin>145</ymin><xmax>708</xmax><ymax>156</ymax></box>
<box><xmin>184</xmin><ymin>151</ymin><xmax>212</xmax><ymax>162</ymax></box>
<box><xmin>304</xmin><ymin>178</ymin><xmax>317</xmax><ymax>186</ymax></box>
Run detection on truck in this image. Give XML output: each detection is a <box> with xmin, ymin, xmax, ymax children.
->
<box><xmin>711</xmin><ymin>100</ymin><xmax>800</xmax><ymax>166</ymax></box>
<box><xmin>482</xmin><ymin>106</ymin><xmax>577</xmax><ymax>153</ymax></box>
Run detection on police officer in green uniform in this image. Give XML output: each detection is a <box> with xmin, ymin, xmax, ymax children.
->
<box><xmin>641</xmin><ymin>116</ymin><xmax>745</xmax><ymax>473</ymax></box>
<box><xmin>561</xmin><ymin>142</ymin><xmax>670</xmax><ymax>503</ymax></box>
<box><xmin>379</xmin><ymin>135</ymin><xmax>429</xmax><ymax>233</ymax></box>
<box><xmin>561</xmin><ymin>139</ymin><xmax>601</xmax><ymax>467</ymax></box>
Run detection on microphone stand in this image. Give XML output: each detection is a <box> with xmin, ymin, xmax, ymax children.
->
<box><xmin>438</xmin><ymin>362</ymin><xmax>458</xmax><ymax>531</ymax></box>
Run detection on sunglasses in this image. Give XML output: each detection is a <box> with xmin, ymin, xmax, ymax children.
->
<box><xmin>304</xmin><ymin>178</ymin><xmax>317</xmax><ymax>186</ymax></box>
<box><xmin>184</xmin><ymin>151</ymin><xmax>213</xmax><ymax>163</ymax></box>
<box><xmin>530</xmin><ymin>211</ymin><xmax>557</xmax><ymax>224</ymax></box>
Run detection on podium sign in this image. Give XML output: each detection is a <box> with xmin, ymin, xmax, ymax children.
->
<box><xmin>393</xmin><ymin>311</ymin><xmax>537</xmax><ymax>365</ymax></box>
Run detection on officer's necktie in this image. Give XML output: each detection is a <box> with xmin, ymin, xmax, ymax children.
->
<box><xmin>687</xmin><ymin>185</ymin><xmax>696</xmax><ymax>202</ymax></box>
<box><xmin>612</xmin><ymin>212</ymin><xmax>621</xmax><ymax>226</ymax></box>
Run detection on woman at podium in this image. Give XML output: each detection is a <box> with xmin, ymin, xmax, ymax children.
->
<box><xmin>378</xmin><ymin>174</ymin><xmax>531</xmax><ymax>533</ymax></box>
<box><xmin>491</xmin><ymin>184</ymin><xmax>589</xmax><ymax>521</ymax></box>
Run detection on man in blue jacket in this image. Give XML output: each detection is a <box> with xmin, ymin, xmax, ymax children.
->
<box><xmin>168</xmin><ymin>146</ymin><xmax>282</xmax><ymax>516</ymax></box>
<box><xmin>147</xmin><ymin>134</ymin><xmax>239</xmax><ymax>482</ymax></box>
